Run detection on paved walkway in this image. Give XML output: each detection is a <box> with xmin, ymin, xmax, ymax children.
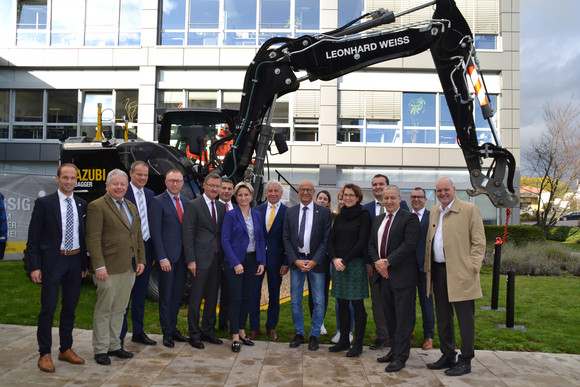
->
<box><xmin>1</xmin><ymin>324</ymin><xmax>579</xmax><ymax>387</ymax></box>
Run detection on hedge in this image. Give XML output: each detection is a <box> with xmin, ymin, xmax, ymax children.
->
<box><xmin>546</xmin><ymin>226</ymin><xmax>580</xmax><ymax>242</ymax></box>
<box><xmin>484</xmin><ymin>225</ymin><xmax>545</xmax><ymax>246</ymax></box>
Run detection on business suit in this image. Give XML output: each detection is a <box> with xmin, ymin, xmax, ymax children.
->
<box><xmin>368</xmin><ymin>208</ymin><xmax>420</xmax><ymax>363</ymax></box>
<box><xmin>283</xmin><ymin>202</ymin><xmax>331</xmax><ymax>338</ymax></box>
<box><xmin>149</xmin><ymin>191</ymin><xmax>189</xmax><ymax>336</ymax></box>
<box><xmin>86</xmin><ymin>194</ymin><xmax>146</xmax><ymax>355</ymax></box>
<box><xmin>249</xmin><ymin>202</ymin><xmax>287</xmax><ymax>331</ymax></box>
<box><xmin>182</xmin><ymin>195</ymin><xmax>226</xmax><ymax>339</ymax></box>
<box><xmin>414</xmin><ymin>208</ymin><xmax>435</xmax><ymax>341</ymax></box>
<box><xmin>218</xmin><ymin>200</ymin><xmax>236</xmax><ymax>330</ymax></box>
<box><xmin>121</xmin><ymin>184</ymin><xmax>155</xmax><ymax>340</ymax></box>
<box><xmin>27</xmin><ymin>191</ymin><xmax>88</xmax><ymax>357</ymax></box>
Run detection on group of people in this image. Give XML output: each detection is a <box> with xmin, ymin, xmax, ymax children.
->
<box><xmin>27</xmin><ymin>163</ymin><xmax>485</xmax><ymax>378</ymax></box>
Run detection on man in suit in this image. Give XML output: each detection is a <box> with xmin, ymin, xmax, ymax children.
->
<box><xmin>249</xmin><ymin>179</ymin><xmax>289</xmax><ymax>341</ymax></box>
<box><xmin>424</xmin><ymin>177</ymin><xmax>486</xmax><ymax>376</ymax></box>
<box><xmin>410</xmin><ymin>187</ymin><xmax>435</xmax><ymax>350</ymax></box>
<box><xmin>28</xmin><ymin>163</ymin><xmax>88</xmax><ymax>373</ymax></box>
<box><xmin>369</xmin><ymin>185</ymin><xmax>420</xmax><ymax>372</ymax></box>
<box><xmin>149</xmin><ymin>169</ymin><xmax>189</xmax><ymax>348</ymax></box>
<box><xmin>283</xmin><ymin>180</ymin><xmax>331</xmax><ymax>351</ymax></box>
<box><xmin>86</xmin><ymin>169</ymin><xmax>146</xmax><ymax>366</ymax></box>
<box><xmin>362</xmin><ymin>174</ymin><xmax>409</xmax><ymax>350</ymax></box>
<box><xmin>182</xmin><ymin>173</ymin><xmax>226</xmax><ymax>349</ymax></box>
<box><xmin>218</xmin><ymin>178</ymin><xmax>235</xmax><ymax>331</ymax></box>
<box><xmin>120</xmin><ymin>161</ymin><xmax>156</xmax><ymax>347</ymax></box>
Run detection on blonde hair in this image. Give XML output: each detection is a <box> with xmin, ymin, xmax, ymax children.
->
<box><xmin>234</xmin><ymin>181</ymin><xmax>254</xmax><ymax>196</ymax></box>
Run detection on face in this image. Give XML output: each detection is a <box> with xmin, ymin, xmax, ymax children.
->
<box><xmin>266</xmin><ymin>184</ymin><xmax>282</xmax><ymax>205</ymax></box>
<box><xmin>338</xmin><ymin>194</ymin><xmax>344</xmax><ymax>208</ymax></box>
<box><xmin>436</xmin><ymin>178</ymin><xmax>456</xmax><ymax>209</ymax></box>
<box><xmin>298</xmin><ymin>180</ymin><xmax>315</xmax><ymax>205</ymax></box>
<box><xmin>219</xmin><ymin>182</ymin><xmax>234</xmax><ymax>202</ymax></box>
<box><xmin>235</xmin><ymin>187</ymin><xmax>252</xmax><ymax>207</ymax></box>
<box><xmin>382</xmin><ymin>189</ymin><xmax>401</xmax><ymax>214</ymax></box>
<box><xmin>223</xmin><ymin>124</ymin><xmax>232</xmax><ymax>136</ymax></box>
<box><xmin>204</xmin><ymin>177</ymin><xmax>221</xmax><ymax>200</ymax></box>
<box><xmin>56</xmin><ymin>166</ymin><xmax>77</xmax><ymax>196</ymax></box>
<box><xmin>165</xmin><ymin>171</ymin><xmax>184</xmax><ymax>196</ymax></box>
<box><xmin>106</xmin><ymin>174</ymin><xmax>128</xmax><ymax>201</ymax></box>
<box><xmin>343</xmin><ymin>188</ymin><xmax>359</xmax><ymax>208</ymax></box>
<box><xmin>410</xmin><ymin>189</ymin><xmax>427</xmax><ymax>212</ymax></box>
<box><xmin>372</xmin><ymin>176</ymin><xmax>388</xmax><ymax>200</ymax></box>
<box><xmin>130</xmin><ymin>164</ymin><xmax>149</xmax><ymax>189</ymax></box>
<box><xmin>315</xmin><ymin>193</ymin><xmax>330</xmax><ymax>208</ymax></box>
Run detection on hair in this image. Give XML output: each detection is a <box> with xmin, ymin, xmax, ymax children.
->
<box><xmin>413</xmin><ymin>187</ymin><xmax>426</xmax><ymax>196</ymax></box>
<box><xmin>165</xmin><ymin>169</ymin><xmax>183</xmax><ymax>178</ymax></box>
<box><xmin>372</xmin><ymin>174</ymin><xmax>389</xmax><ymax>185</ymax></box>
<box><xmin>130</xmin><ymin>160</ymin><xmax>148</xmax><ymax>172</ymax></box>
<box><xmin>265</xmin><ymin>179</ymin><xmax>283</xmax><ymax>192</ymax></box>
<box><xmin>220</xmin><ymin>178</ymin><xmax>234</xmax><ymax>187</ymax></box>
<box><xmin>106</xmin><ymin>169</ymin><xmax>128</xmax><ymax>184</ymax></box>
<box><xmin>383</xmin><ymin>184</ymin><xmax>401</xmax><ymax>197</ymax></box>
<box><xmin>343</xmin><ymin>183</ymin><xmax>364</xmax><ymax>204</ymax></box>
<box><xmin>204</xmin><ymin>172</ymin><xmax>221</xmax><ymax>184</ymax></box>
<box><xmin>57</xmin><ymin>163</ymin><xmax>78</xmax><ymax>177</ymax></box>
<box><xmin>234</xmin><ymin>181</ymin><xmax>254</xmax><ymax>196</ymax></box>
<box><xmin>335</xmin><ymin>187</ymin><xmax>345</xmax><ymax>215</ymax></box>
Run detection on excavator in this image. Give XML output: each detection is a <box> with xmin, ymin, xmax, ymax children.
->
<box><xmin>61</xmin><ymin>0</ymin><xmax>518</xmax><ymax>208</ymax></box>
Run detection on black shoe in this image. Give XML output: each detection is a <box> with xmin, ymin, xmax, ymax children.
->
<box><xmin>369</xmin><ymin>338</ymin><xmax>388</xmax><ymax>350</ymax></box>
<box><xmin>427</xmin><ymin>354</ymin><xmax>457</xmax><ymax>370</ymax></box>
<box><xmin>377</xmin><ymin>351</ymin><xmax>394</xmax><ymax>363</ymax></box>
<box><xmin>346</xmin><ymin>345</ymin><xmax>362</xmax><ymax>357</ymax></box>
<box><xmin>162</xmin><ymin>334</ymin><xmax>174</xmax><ymax>348</ymax></box>
<box><xmin>308</xmin><ymin>336</ymin><xmax>319</xmax><ymax>351</ymax></box>
<box><xmin>201</xmin><ymin>335</ymin><xmax>223</xmax><ymax>345</ymax></box>
<box><xmin>445</xmin><ymin>361</ymin><xmax>471</xmax><ymax>376</ymax></box>
<box><xmin>132</xmin><ymin>333</ymin><xmax>157</xmax><ymax>346</ymax></box>
<box><xmin>94</xmin><ymin>353</ymin><xmax>111</xmax><ymax>366</ymax></box>
<box><xmin>188</xmin><ymin>337</ymin><xmax>205</xmax><ymax>349</ymax></box>
<box><xmin>328</xmin><ymin>341</ymin><xmax>350</xmax><ymax>353</ymax></box>
<box><xmin>107</xmin><ymin>348</ymin><xmax>134</xmax><ymax>359</ymax></box>
<box><xmin>240</xmin><ymin>336</ymin><xmax>254</xmax><ymax>346</ymax></box>
<box><xmin>231</xmin><ymin>341</ymin><xmax>241</xmax><ymax>353</ymax></box>
<box><xmin>289</xmin><ymin>334</ymin><xmax>304</xmax><ymax>348</ymax></box>
<box><xmin>386</xmin><ymin>360</ymin><xmax>406</xmax><ymax>372</ymax></box>
<box><xmin>173</xmin><ymin>331</ymin><xmax>188</xmax><ymax>342</ymax></box>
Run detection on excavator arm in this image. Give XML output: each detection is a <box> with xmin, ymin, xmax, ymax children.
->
<box><xmin>221</xmin><ymin>0</ymin><xmax>518</xmax><ymax>208</ymax></box>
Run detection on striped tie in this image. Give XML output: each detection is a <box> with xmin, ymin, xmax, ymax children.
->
<box><xmin>138</xmin><ymin>190</ymin><xmax>150</xmax><ymax>241</ymax></box>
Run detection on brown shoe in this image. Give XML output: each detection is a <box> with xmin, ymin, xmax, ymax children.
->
<box><xmin>248</xmin><ymin>329</ymin><xmax>261</xmax><ymax>340</ymax></box>
<box><xmin>267</xmin><ymin>328</ymin><xmax>278</xmax><ymax>341</ymax></box>
<box><xmin>411</xmin><ymin>331</ymin><xmax>415</xmax><ymax>339</ymax></box>
<box><xmin>422</xmin><ymin>338</ymin><xmax>434</xmax><ymax>350</ymax></box>
<box><xmin>58</xmin><ymin>348</ymin><xmax>85</xmax><ymax>364</ymax></box>
<box><xmin>38</xmin><ymin>354</ymin><xmax>55</xmax><ymax>373</ymax></box>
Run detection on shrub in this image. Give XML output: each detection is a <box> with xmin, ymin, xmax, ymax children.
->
<box><xmin>565</xmin><ymin>229</ymin><xmax>580</xmax><ymax>244</ymax></box>
<box><xmin>484</xmin><ymin>225</ymin><xmax>545</xmax><ymax>246</ymax></box>
<box><xmin>547</xmin><ymin>226</ymin><xmax>580</xmax><ymax>242</ymax></box>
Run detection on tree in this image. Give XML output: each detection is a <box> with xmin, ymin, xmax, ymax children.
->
<box><xmin>523</xmin><ymin>98</ymin><xmax>580</xmax><ymax>234</ymax></box>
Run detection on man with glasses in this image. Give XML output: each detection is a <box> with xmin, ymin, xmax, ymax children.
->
<box><xmin>149</xmin><ymin>169</ymin><xmax>189</xmax><ymax>348</ymax></box>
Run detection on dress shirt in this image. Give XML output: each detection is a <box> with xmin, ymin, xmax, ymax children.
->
<box><xmin>219</xmin><ymin>199</ymin><xmax>234</xmax><ymax>211</ymax></box>
<box><xmin>298</xmin><ymin>201</ymin><xmax>313</xmax><ymax>255</ymax></box>
<box><xmin>169</xmin><ymin>191</ymin><xmax>183</xmax><ymax>215</ymax></box>
<box><xmin>375</xmin><ymin>207</ymin><xmax>400</xmax><ymax>258</ymax></box>
<box><xmin>131</xmin><ymin>182</ymin><xmax>150</xmax><ymax>241</ymax></box>
<box><xmin>414</xmin><ymin>207</ymin><xmax>425</xmax><ymax>222</ymax></box>
<box><xmin>264</xmin><ymin>201</ymin><xmax>281</xmax><ymax>229</ymax></box>
<box><xmin>244</xmin><ymin>212</ymin><xmax>256</xmax><ymax>253</ymax></box>
<box><xmin>58</xmin><ymin>190</ymin><xmax>80</xmax><ymax>251</ymax></box>
<box><xmin>374</xmin><ymin>200</ymin><xmax>385</xmax><ymax>217</ymax></box>
<box><xmin>203</xmin><ymin>194</ymin><xmax>219</xmax><ymax>223</ymax></box>
<box><xmin>433</xmin><ymin>199</ymin><xmax>454</xmax><ymax>263</ymax></box>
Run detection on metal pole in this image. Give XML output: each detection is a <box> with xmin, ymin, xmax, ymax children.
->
<box><xmin>506</xmin><ymin>271</ymin><xmax>515</xmax><ymax>328</ymax></box>
<box><xmin>491</xmin><ymin>244</ymin><xmax>501</xmax><ymax>310</ymax></box>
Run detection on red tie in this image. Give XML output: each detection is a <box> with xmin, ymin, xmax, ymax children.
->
<box><xmin>415</xmin><ymin>211</ymin><xmax>420</xmax><ymax>217</ymax></box>
<box><xmin>380</xmin><ymin>214</ymin><xmax>392</xmax><ymax>258</ymax></box>
<box><xmin>225</xmin><ymin>203</ymin><xmax>230</xmax><ymax>211</ymax></box>
<box><xmin>174</xmin><ymin>196</ymin><xmax>183</xmax><ymax>223</ymax></box>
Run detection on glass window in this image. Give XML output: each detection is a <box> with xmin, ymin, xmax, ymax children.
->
<box><xmin>13</xmin><ymin>125</ymin><xmax>43</xmax><ymax>139</ymax></box>
<box><xmin>120</xmin><ymin>0</ymin><xmax>141</xmax><ymax>46</ymax></box>
<box><xmin>51</xmin><ymin>0</ymin><xmax>84</xmax><ymax>46</ymax></box>
<box><xmin>338</xmin><ymin>127</ymin><xmax>361</xmax><ymax>143</ymax></box>
<box><xmin>0</xmin><ymin>91</ymin><xmax>9</xmax><ymax>122</ymax></box>
<box><xmin>85</xmin><ymin>0</ymin><xmax>117</xmax><ymax>46</ymax></box>
<box><xmin>261</xmin><ymin>0</ymin><xmax>290</xmax><ymax>29</ymax></box>
<box><xmin>190</xmin><ymin>0</ymin><xmax>220</xmax><ymax>29</ymax></box>
<box><xmin>225</xmin><ymin>0</ymin><xmax>257</xmax><ymax>29</ymax></box>
<box><xmin>222</xmin><ymin>91</ymin><xmax>241</xmax><ymax>111</ymax></box>
<box><xmin>116</xmin><ymin>90</ymin><xmax>139</xmax><ymax>123</ymax></box>
<box><xmin>188</xmin><ymin>32</ymin><xmax>219</xmax><ymax>45</ymax></box>
<box><xmin>293</xmin><ymin>117</ymin><xmax>318</xmax><ymax>142</ymax></box>
<box><xmin>0</xmin><ymin>125</ymin><xmax>8</xmax><ymax>139</ymax></box>
<box><xmin>296</xmin><ymin>0</ymin><xmax>319</xmax><ymax>30</ymax></box>
<box><xmin>474</xmin><ymin>35</ymin><xmax>497</xmax><ymax>50</ymax></box>
<box><xmin>0</xmin><ymin>1</ymin><xmax>12</xmax><ymax>47</ymax></box>
<box><xmin>159</xmin><ymin>90</ymin><xmax>183</xmax><ymax>109</ymax></box>
<box><xmin>162</xmin><ymin>0</ymin><xmax>187</xmax><ymax>29</ymax></box>
<box><xmin>47</xmin><ymin>125</ymin><xmax>77</xmax><ymax>140</ymax></box>
<box><xmin>338</xmin><ymin>0</ymin><xmax>362</xmax><ymax>26</ymax></box>
<box><xmin>188</xmin><ymin>91</ymin><xmax>216</xmax><ymax>108</ymax></box>
<box><xmin>47</xmin><ymin>90</ymin><xmax>77</xmax><ymax>123</ymax></box>
<box><xmin>82</xmin><ymin>92</ymin><xmax>114</xmax><ymax>123</ymax></box>
<box><xmin>15</xmin><ymin>91</ymin><xmax>43</xmax><ymax>122</ymax></box>
<box><xmin>403</xmin><ymin>93</ymin><xmax>436</xmax><ymax>144</ymax></box>
<box><xmin>366</xmin><ymin>127</ymin><xmax>400</xmax><ymax>144</ymax></box>
<box><xmin>16</xmin><ymin>0</ymin><xmax>47</xmax><ymax>45</ymax></box>
<box><xmin>439</xmin><ymin>94</ymin><xmax>456</xmax><ymax>144</ymax></box>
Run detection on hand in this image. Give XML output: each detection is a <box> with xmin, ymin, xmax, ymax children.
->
<box><xmin>160</xmin><ymin>259</ymin><xmax>172</xmax><ymax>272</ymax></box>
<box><xmin>187</xmin><ymin>261</ymin><xmax>197</xmax><ymax>277</ymax></box>
<box><xmin>279</xmin><ymin>265</ymin><xmax>289</xmax><ymax>276</ymax></box>
<box><xmin>365</xmin><ymin>263</ymin><xmax>373</xmax><ymax>277</ymax></box>
<box><xmin>256</xmin><ymin>265</ymin><xmax>265</xmax><ymax>275</ymax></box>
<box><xmin>234</xmin><ymin>263</ymin><xmax>244</xmax><ymax>275</ymax></box>
<box><xmin>295</xmin><ymin>259</ymin><xmax>309</xmax><ymax>272</ymax></box>
<box><xmin>305</xmin><ymin>260</ymin><xmax>318</xmax><ymax>271</ymax></box>
<box><xmin>136</xmin><ymin>263</ymin><xmax>145</xmax><ymax>276</ymax></box>
<box><xmin>377</xmin><ymin>265</ymin><xmax>389</xmax><ymax>279</ymax></box>
<box><xmin>30</xmin><ymin>269</ymin><xmax>42</xmax><ymax>283</ymax></box>
<box><xmin>333</xmin><ymin>258</ymin><xmax>346</xmax><ymax>271</ymax></box>
<box><xmin>95</xmin><ymin>267</ymin><xmax>109</xmax><ymax>282</ymax></box>
<box><xmin>81</xmin><ymin>269</ymin><xmax>88</xmax><ymax>279</ymax></box>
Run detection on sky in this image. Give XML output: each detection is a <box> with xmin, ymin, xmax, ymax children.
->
<box><xmin>519</xmin><ymin>0</ymin><xmax>580</xmax><ymax>170</ymax></box>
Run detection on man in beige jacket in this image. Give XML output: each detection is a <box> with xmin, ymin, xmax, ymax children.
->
<box><xmin>424</xmin><ymin>177</ymin><xmax>486</xmax><ymax>376</ymax></box>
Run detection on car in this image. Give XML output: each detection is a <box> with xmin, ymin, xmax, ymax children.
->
<box><xmin>561</xmin><ymin>211</ymin><xmax>580</xmax><ymax>221</ymax></box>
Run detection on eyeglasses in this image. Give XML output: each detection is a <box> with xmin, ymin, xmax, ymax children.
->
<box><xmin>342</xmin><ymin>193</ymin><xmax>357</xmax><ymax>198</ymax></box>
<box><xmin>205</xmin><ymin>184</ymin><xmax>220</xmax><ymax>189</ymax></box>
<box><xmin>167</xmin><ymin>179</ymin><xmax>184</xmax><ymax>184</ymax></box>
<box><xmin>298</xmin><ymin>188</ymin><xmax>314</xmax><ymax>193</ymax></box>
<box><xmin>410</xmin><ymin>195</ymin><xmax>425</xmax><ymax>199</ymax></box>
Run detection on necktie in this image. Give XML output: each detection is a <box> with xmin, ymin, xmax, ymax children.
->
<box><xmin>211</xmin><ymin>201</ymin><xmax>217</xmax><ymax>229</ymax></box>
<box><xmin>298</xmin><ymin>206</ymin><xmax>308</xmax><ymax>249</ymax></box>
<box><xmin>380</xmin><ymin>213</ymin><xmax>393</xmax><ymax>258</ymax></box>
<box><xmin>225</xmin><ymin>202</ymin><xmax>230</xmax><ymax>211</ymax></box>
<box><xmin>138</xmin><ymin>190</ymin><xmax>150</xmax><ymax>240</ymax></box>
<box><xmin>64</xmin><ymin>197</ymin><xmax>74</xmax><ymax>251</ymax></box>
<box><xmin>268</xmin><ymin>204</ymin><xmax>276</xmax><ymax>231</ymax></box>
<box><xmin>174</xmin><ymin>196</ymin><xmax>183</xmax><ymax>223</ymax></box>
<box><xmin>415</xmin><ymin>211</ymin><xmax>421</xmax><ymax>219</ymax></box>
<box><xmin>116</xmin><ymin>200</ymin><xmax>131</xmax><ymax>228</ymax></box>
<box><xmin>379</xmin><ymin>202</ymin><xmax>385</xmax><ymax>215</ymax></box>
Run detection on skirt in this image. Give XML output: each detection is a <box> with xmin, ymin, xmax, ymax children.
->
<box><xmin>330</xmin><ymin>257</ymin><xmax>369</xmax><ymax>300</ymax></box>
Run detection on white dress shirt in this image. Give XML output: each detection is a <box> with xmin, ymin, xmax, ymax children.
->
<box><xmin>433</xmin><ymin>199</ymin><xmax>454</xmax><ymax>263</ymax></box>
<box><xmin>298</xmin><ymin>201</ymin><xmax>314</xmax><ymax>254</ymax></box>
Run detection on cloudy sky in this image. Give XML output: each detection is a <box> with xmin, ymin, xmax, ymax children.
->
<box><xmin>519</xmin><ymin>0</ymin><xmax>580</xmax><ymax>167</ymax></box>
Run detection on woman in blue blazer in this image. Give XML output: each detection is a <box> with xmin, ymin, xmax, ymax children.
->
<box><xmin>221</xmin><ymin>182</ymin><xmax>266</xmax><ymax>352</ymax></box>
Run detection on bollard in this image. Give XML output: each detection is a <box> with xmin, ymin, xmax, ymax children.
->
<box><xmin>506</xmin><ymin>270</ymin><xmax>515</xmax><ymax>328</ymax></box>
<box><xmin>491</xmin><ymin>244</ymin><xmax>502</xmax><ymax>310</ymax></box>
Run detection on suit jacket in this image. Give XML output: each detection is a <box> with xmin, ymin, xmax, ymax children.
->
<box><xmin>86</xmin><ymin>194</ymin><xmax>146</xmax><ymax>274</ymax></box>
<box><xmin>125</xmin><ymin>185</ymin><xmax>154</xmax><ymax>213</ymax></box>
<box><xmin>27</xmin><ymin>192</ymin><xmax>88</xmax><ymax>271</ymax></box>
<box><xmin>416</xmin><ymin>209</ymin><xmax>430</xmax><ymax>272</ymax></box>
<box><xmin>283</xmin><ymin>203</ymin><xmax>331</xmax><ymax>273</ymax></box>
<box><xmin>368</xmin><ymin>208</ymin><xmax>421</xmax><ymax>288</ymax></box>
<box><xmin>255</xmin><ymin>202</ymin><xmax>287</xmax><ymax>268</ymax></box>
<box><xmin>424</xmin><ymin>198</ymin><xmax>486</xmax><ymax>302</ymax></box>
<box><xmin>221</xmin><ymin>207</ymin><xmax>266</xmax><ymax>268</ymax></box>
<box><xmin>149</xmin><ymin>191</ymin><xmax>190</xmax><ymax>263</ymax></box>
<box><xmin>182</xmin><ymin>195</ymin><xmax>226</xmax><ymax>270</ymax></box>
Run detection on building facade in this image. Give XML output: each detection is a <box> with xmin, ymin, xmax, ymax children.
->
<box><xmin>0</xmin><ymin>0</ymin><xmax>520</xmax><ymax>224</ymax></box>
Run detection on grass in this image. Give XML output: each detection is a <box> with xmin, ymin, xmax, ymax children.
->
<box><xmin>1</xmin><ymin>260</ymin><xmax>579</xmax><ymax>354</ymax></box>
